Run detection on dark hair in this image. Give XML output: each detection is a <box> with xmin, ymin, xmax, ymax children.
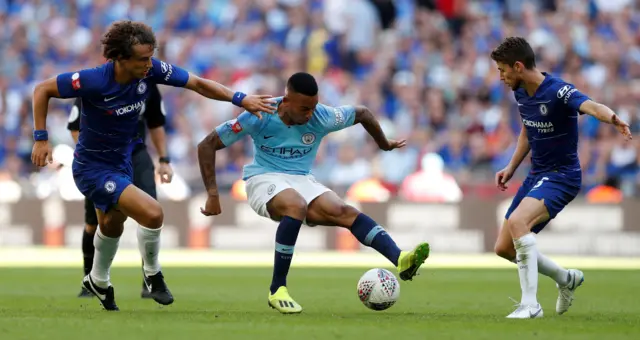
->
<box><xmin>287</xmin><ymin>72</ymin><xmax>318</xmax><ymax>96</ymax></box>
<box><xmin>101</xmin><ymin>20</ymin><xmax>157</xmax><ymax>60</ymax></box>
<box><xmin>490</xmin><ymin>37</ymin><xmax>536</xmax><ymax>69</ymax></box>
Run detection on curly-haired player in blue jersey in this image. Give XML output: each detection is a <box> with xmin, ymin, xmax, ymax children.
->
<box><xmin>197</xmin><ymin>72</ymin><xmax>430</xmax><ymax>314</ymax></box>
<box><xmin>30</xmin><ymin>20</ymin><xmax>275</xmax><ymax>311</ymax></box>
<box><xmin>490</xmin><ymin>37</ymin><xmax>632</xmax><ymax>319</ymax></box>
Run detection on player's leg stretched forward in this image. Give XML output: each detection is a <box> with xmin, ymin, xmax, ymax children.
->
<box><xmin>78</xmin><ymin>197</ymin><xmax>98</xmax><ymax>297</ymax></box>
<box><xmin>132</xmin><ymin>148</ymin><xmax>159</xmax><ymax>299</ymax></box>
<box><xmin>498</xmin><ymin>197</ymin><xmax>583</xmax><ymax>319</ymax></box>
<box><xmin>264</xmin><ymin>189</ymin><xmax>429</xmax><ymax>314</ymax></box>
<box><xmin>83</xmin><ymin>184</ymin><xmax>173</xmax><ymax>311</ymax></box>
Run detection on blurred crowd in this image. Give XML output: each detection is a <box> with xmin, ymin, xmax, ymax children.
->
<box><xmin>1</xmin><ymin>0</ymin><xmax>640</xmax><ymax>203</ymax></box>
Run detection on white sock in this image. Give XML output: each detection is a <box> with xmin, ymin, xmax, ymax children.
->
<box><xmin>510</xmin><ymin>254</ymin><xmax>570</xmax><ymax>286</ymax></box>
<box><xmin>137</xmin><ymin>225</ymin><xmax>162</xmax><ymax>277</ymax></box>
<box><xmin>514</xmin><ymin>233</ymin><xmax>539</xmax><ymax>306</ymax></box>
<box><xmin>537</xmin><ymin>252</ymin><xmax>570</xmax><ymax>286</ymax></box>
<box><xmin>90</xmin><ymin>227</ymin><xmax>120</xmax><ymax>289</ymax></box>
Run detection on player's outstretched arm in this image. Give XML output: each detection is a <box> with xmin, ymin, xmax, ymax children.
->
<box><xmin>31</xmin><ymin>77</ymin><xmax>63</xmax><ymax>166</ymax></box>
<box><xmin>197</xmin><ymin>131</ymin><xmax>227</xmax><ymax>216</ymax></box>
<box><xmin>353</xmin><ymin>105</ymin><xmax>406</xmax><ymax>151</ymax></box>
<box><xmin>579</xmin><ymin>100</ymin><xmax>632</xmax><ymax>140</ymax></box>
<box><xmin>183</xmin><ymin>73</ymin><xmax>275</xmax><ymax>119</ymax></box>
<box><xmin>496</xmin><ymin>123</ymin><xmax>530</xmax><ymax>191</ymax></box>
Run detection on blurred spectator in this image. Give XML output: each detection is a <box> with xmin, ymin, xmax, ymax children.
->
<box><xmin>1</xmin><ymin>0</ymin><xmax>639</xmax><ymax>200</ymax></box>
<box><xmin>399</xmin><ymin>152</ymin><xmax>462</xmax><ymax>202</ymax></box>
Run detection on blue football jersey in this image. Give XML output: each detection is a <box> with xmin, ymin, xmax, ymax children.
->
<box><xmin>514</xmin><ymin>73</ymin><xmax>590</xmax><ymax>174</ymax></box>
<box><xmin>56</xmin><ymin>58</ymin><xmax>189</xmax><ymax>170</ymax></box>
<box><xmin>215</xmin><ymin>97</ymin><xmax>356</xmax><ymax>180</ymax></box>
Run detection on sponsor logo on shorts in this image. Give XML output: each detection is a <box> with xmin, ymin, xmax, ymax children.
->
<box><xmin>267</xmin><ymin>184</ymin><xmax>276</xmax><ymax>195</ymax></box>
<box><xmin>105</xmin><ymin>181</ymin><xmax>116</xmax><ymax>193</ymax></box>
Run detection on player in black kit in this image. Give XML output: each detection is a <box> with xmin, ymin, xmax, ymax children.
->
<box><xmin>68</xmin><ymin>82</ymin><xmax>173</xmax><ymax>298</ymax></box>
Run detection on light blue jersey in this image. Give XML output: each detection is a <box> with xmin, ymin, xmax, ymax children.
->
<box><xmin>215</xmin><ymin>98</ymin><xmax>356</xmax><ymax>180</ymax></box>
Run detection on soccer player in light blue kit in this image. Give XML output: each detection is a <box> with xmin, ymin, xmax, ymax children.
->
<box><xmin>30</xmin><ymin>21</ymin><xmax>275</xmax><ymax>311</ymax></box>
<box><xmin>197</xmin><ymin>72</ymin><xmax>430</xmax><ymax>314</ymax></box>
<box><xmin>490</xmin><ymin>37</ymin><xmax>632</xmax><ymax>319</ymax></box>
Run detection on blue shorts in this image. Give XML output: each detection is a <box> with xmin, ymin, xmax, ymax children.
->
<box><xmin>505</xmin><ymin>171</ymin><xmax>581</xmax><ymax>233</ymax></box>
<box><xmin>72</xmin><ymin>159</ymin><xmax>134</xmax><ymax>213</ymax></box>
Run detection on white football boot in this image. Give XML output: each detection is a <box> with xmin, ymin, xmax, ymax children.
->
<box><xmin>507</xmin><ymin>298</ymin><xmax>544</xmax><ymax>319</ymax></box>
<box><xmin>556</xmin><ymin>269</ymin><xmax>584</xmax><ymax>315</ymax></box>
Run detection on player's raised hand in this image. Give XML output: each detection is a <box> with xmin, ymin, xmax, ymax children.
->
<box><xmin>380</xmin><ymin>139</ymin><xmax>407</xmax><ymax>151</ymax></box>
<box><xmin>495</xmin><ymin>166</ymin><xmax>515</xmax><ymax>191</ymax></box>
<box><xmin>200</xmin><ymin>194</ymin><xmax>222</xmax><ymax>216</ymax></box>
<box><xmin>241</xmin><ymin>95</ymin><xmax>276</xmax><ymax>119</ymax></box>
<box><xmin>31</xmin><ymin>141</ymin><xmax>53</xmax><ymax>167</ymax></box>
<box><xmin>612</xmin><ymin>114</ymin><xmax>632</xmax><ymax>141</ymax></box>
<box><xmin>157</xmin><ymin>162</ymin><xmax>174</xmax><ymax>183</ymax></box>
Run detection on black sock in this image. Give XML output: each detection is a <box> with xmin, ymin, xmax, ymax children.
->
<box><xmin>82</xmin><ymin>228</ymin><xmax>96</xmax><ymax>276</ymax></box>
<box><xmin>270</xmin><ymin>216</ymin><xmax>303</xmax><ymax>294</ymax></box>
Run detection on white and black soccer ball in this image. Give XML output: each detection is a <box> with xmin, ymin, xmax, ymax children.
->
<box><xmin>357</xmin><ymin>268</ymin><xmax>400</xmax><ymax>311</ymax></box>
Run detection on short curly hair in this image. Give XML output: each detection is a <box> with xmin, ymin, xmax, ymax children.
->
<box><xmin>101</xmin><ymin>20</ymin><xmax>157</xmax><ymax>60</ymax></box>
<box><xmin>490</xmin><ymin>37</ymin><xmax>536</xmax><ymax>69</ymax></box>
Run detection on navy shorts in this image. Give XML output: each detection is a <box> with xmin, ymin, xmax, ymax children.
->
<box><xmin>73</xmin><ymin>158</ymin><xmax>134</xmax><ymax>213</ymax></box>
<box><xmin>505</xmin><ymin>171</ymin><xmax>581</xmax><ymax>233</ymax></box>
<box><xmin>82</xmin><ymin>148</ymin><xmax>157</xmax><ymax>225</ymax></box>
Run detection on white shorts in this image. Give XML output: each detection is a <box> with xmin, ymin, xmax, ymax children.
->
<box><xmin>245</xmin><ymin>173</ymin><xmax>331</xmax><ymax>221</ymax></box>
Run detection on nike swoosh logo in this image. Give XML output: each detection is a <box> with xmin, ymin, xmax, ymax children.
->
<box><xmin>145</xmin><ymin>281</ymin><xmax>153</xmax><ymax>292</ymax></box>
<box><xmin>517</xmin><ymin>103</ymin><xmax>523</xmax><ymax>106</ymax></box>
<box><xmin>87</xmin><ymin>279</ymin><xmax>106</xmax><ymax>300</ymax></box>
<box><xmin>529</xmin><ymin>308</ymin><xmax>542</xmax><ymax>318</ymax></box>
<box><xmin>104</xmin><ymin>96</ymin><xmax>118</xmax><ymax>102</ymax></box>
<box><xmin>264</xmin><ymin>135</ymin><xmax>274</xmax><ymax>139</ymax></box>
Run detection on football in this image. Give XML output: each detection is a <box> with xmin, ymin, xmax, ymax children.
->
<box><xmin>357</xmin><ymin>268</ymin><xmax>400</xmax><ymax>311</ymax></box>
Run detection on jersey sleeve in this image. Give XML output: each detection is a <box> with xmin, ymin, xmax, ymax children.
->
<box><xmin>56</xmin><ymin>68</ymin><xmax>104</xmax><ymax>98</ymax></box>
<box><xmin>67</xmin><ymin>98</ymin><xmax>82</xmax><ymax>131</ymax></box>
<box><xmin>214</xmin><ymin>111</ymin><xmax>261</xmax><ymax>147</ymax></box>
<box><xmin>149</xmin><ymin>58</ymin><xmax>189</xmax><ymax>87</ymax></box>
<box><xmin>143</xmin><ymin>83</ymin><xmax>166</xmax><ymax>129</ymax></box>
<box><xmin>555</xmin><ymin>82</ymin><xmax>590</xmax><ymax>114</ymax></box>
<box><xmin>317</xmin><ymin>104</ymin><xmax>357</xmax><ymax>133</ymax></box>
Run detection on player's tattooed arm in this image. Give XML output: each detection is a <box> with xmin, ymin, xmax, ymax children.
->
<box><xmin>353</xmin><ymin>105</ymin><xmax>406</xmax><ymax>151</ymax></box>
<box><xmin>579</xmin><ymin>100</ymin><xmax>632</xmax><ymax>140</ymax></box>
<box><xmin>197</xmin><ymin>131</ymin><xmax>227</xmax><ymax>197</ymax></box>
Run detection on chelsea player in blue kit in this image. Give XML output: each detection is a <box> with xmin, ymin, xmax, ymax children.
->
<box><xmin>490</xmin><ymin>37</ymin><xmax>632</xmax><ymax>319</ymax></box>
<box><xmin>30</xmin><ymin>21</ymin><xmax>275</xmax><ymax>311</ymax></box>
<box><xmin>197</xmin><ymin>72</ymin><xmax>430</xmax><ymax>314</ymax></box>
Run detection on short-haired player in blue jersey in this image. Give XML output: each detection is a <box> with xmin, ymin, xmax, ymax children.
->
<box><xmin>30</xmin><ymin>21</ymin><xmax>275</xmax><ymax>311</ymax></box>
<box><xmin>490</xmin><ymin>37</ymin><xmax>632</xmax><ymax>319</ymax></box>
<box><xmin>197</xmin><ymin>72</ymin><xmax>430</xmax><ymax>314</ymax></box>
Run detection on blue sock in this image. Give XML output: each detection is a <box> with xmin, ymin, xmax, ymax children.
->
<box><xmin>350</xmin><ymin>213</ymin><xmax>401</xmax><ymax>266</ymax></box>
<box><xmin>270</xmin><ymin>216</ymin><xmax>303</xmax><ymax>294</ymax></box>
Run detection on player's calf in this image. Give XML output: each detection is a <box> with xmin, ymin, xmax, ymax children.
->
<box><xmin>265</xmin><ymin>189</ymin><xmax>307</xmax><ymax>294</ymax></box>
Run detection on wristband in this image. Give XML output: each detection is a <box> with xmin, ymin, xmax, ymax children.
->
<box><xmin>159</xmin><ymin>156</ymin><xmax>171</xmax><ymax>164</ymax></box>
<box><xmin>33</xmin><ymin>130</ymin><xmax>48</xmax><ymax>141</ymax></box>
<box><xmin>231</xmin><ymin>91</ymin><xmax>247</xmax><ymax>107</ymax></box>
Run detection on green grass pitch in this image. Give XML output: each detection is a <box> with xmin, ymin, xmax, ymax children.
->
<box><xmin>0</xmin><ymin>267</ymin><xmax>638</xmax><ymax>340</ymax></box>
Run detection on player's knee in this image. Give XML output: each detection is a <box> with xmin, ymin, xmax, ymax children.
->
<box><xmin>85</xmin><ymin>224</ymin><xmax>98</xmax><ymax>234</ymax></box>
<box><xmin>494</xmin><ymin>243</ymin><xmax>515</xmax><ymax>260</ymax></box>
<box><xmin>144</xmin><ymin>204</ymin><xmax>164</xmax><ymax>229</ymax></box>
<box><xmin>327</xmin><ymin>204</ymin><xmax>360</xmax><ymax>227</ymax></box>
<box><xmin>100</xmin><ymin>211</ymin><xmax>127</xmax><ymax>237</ymax></box>
<box><xmin>280</xmin><ymin>199</ymin><xmax>307</xmax><ymax>221</ymax></box>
